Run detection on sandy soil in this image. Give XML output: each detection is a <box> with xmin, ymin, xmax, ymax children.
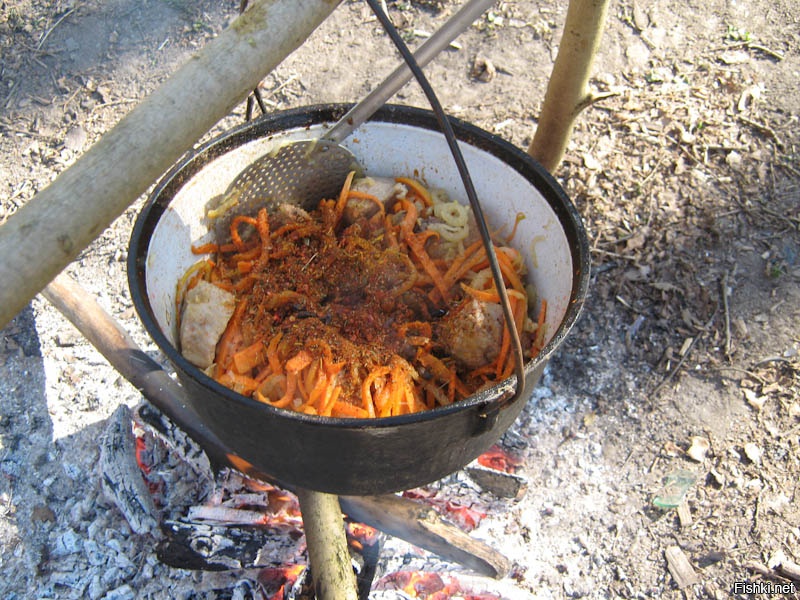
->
<box><xmin>1</xmin><ymin>0</ymin><xmax>798</xmax><ymax>598</ymax></box>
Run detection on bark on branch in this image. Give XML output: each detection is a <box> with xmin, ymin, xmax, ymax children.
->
<box><xmin>527</xmin><ymin>0</ymin><xmax>612</xmax><ymax>173</ymax></box>
<box><xmin>296</xmin><ymin>489</ymin><xmax>359</xmax><ymax>600</ymax></box>
<box><xmin>0</xmin><ymin>0</ymin><xmax>342</xmax><ymax>329</ymax></box>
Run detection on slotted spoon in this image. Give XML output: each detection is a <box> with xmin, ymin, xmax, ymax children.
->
<box><xmin>212</xmin><ymin>0</ymin><xmax>526</xmax><ymax>409</ymax></box>
<box><xmin>210</xmin><ymin>0</ymin><xmax>495</xmax><ymax>231</ymax></box>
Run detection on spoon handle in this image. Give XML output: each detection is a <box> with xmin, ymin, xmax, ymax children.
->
<box><xmin>324</xmin><ymin>0</ymin><xmax>496</xmax><ymax>144</ymax></box>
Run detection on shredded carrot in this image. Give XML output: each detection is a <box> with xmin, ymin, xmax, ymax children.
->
<box><xmin>179</xmin><ymin>174</ymin><xmax>539</xmax><ymax>419</ymax></box>
<box><xmin>405</xmin><ymin>232</ymin><xmax>449</xmax><ymax>300</ymax></box>
<box><xmin>230</xmin><ymin>215</ymin><xmax>258</xmax><ymax>251</ymax></box>
<box><xmin>232</xmin><ymin>339</ymin><xmax>266</xmax><ymax>374</ymax></box>
<box><xmin>272</xmin><ymin>371</ymin><xmax>299</xmax><ymax>408</ymax></box>
<box><xmin>319</xmin><ymin>382</ymin><xmax>342</xmax><ymax>417</ymax></box>
<box><xmin>331</xmin><ymin>401</ymin><xmax>370</xmax><ymax>419</ymax></box>
<box><xmin>192</xmin><ymin>242</ymin><xmax>219</xmax><ymax>254</ymax></box>
<box><xmin>286</xmin><ymin>350</ymin><xmax>313</xmax><ymax>373</ymax></box>
<box><xmin>308</xmin><ymin>367</ymin><xmax>330</xmax><ymax>412</ymax></box>
<box><xmin>460</xmin><ymin>283</ymin><xmax>501</xmax><ymax>303</ymax></box>
<box><xmin>215</xmin><ymin>298</ymin><xmax>248</xmax><ymax>377</ymax></box>
<box><xmin>495</xmin><ymin>248</ymin><xmax>525</xmax><ymax>293</ymax></box>
<box><xmin>346</xmin><ymin>189</ymin><xmax>386</xmax><ymax>216</ymax></box>
<box><xmin>266</xmin><ymin>332</ymin><xmax>284</xmax><ymax>374</ymax></box>
<box><xmin>232</xmin><ymin>246</ymin><xmax>261</xmax><ymax>262</ymax></box>
<box><xmin>396</xmin><ymin>176</ymin><xmax>433</xmax><ymax>207</ymax></box>
<box><xmin>333</xmin><ymin>170</ymin><xmax>357</xmax><ymax>225</ymax></box>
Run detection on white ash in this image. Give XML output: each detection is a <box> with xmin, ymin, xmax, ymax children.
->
<box><xmin>0</xmin><ymin>302</ymin><xmax>609</xmax><ymax>600</ymax></box>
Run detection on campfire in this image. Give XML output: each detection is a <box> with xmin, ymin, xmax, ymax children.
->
<box><xmin>98</xmin><ymin>401</ymin><xmax>531</xmax><ymax>599</ymax></box>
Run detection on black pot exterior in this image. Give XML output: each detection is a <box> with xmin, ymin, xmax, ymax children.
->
<box><xmin>128</xmin><ymin>104</ymin><xmax>590</xmax><ymax>495</ymax></box>
<box><xmin>174</xmin><ymin>361</ymin><xmax>545</xmax><ymax>495</ymax></box>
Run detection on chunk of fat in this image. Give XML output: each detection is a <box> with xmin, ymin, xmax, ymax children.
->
<box><xmin>341</xmin><ymin>176</ymin><xmax>407</xmax><ymax>225</ymax></box>
<box><xmin>180</xmin><ymin>280</ymin><xmax>236</xmax><ymax>369</ymax></box>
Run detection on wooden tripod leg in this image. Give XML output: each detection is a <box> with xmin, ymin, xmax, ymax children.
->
<box><xmin>296</xmin><ymin>488</ymin><xmax>359</xmax><ymax>600</ymax></box>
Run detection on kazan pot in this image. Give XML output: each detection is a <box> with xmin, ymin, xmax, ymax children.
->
<box><xmin>128</xmin><ymin>104</ymin><xmax>590</xmax><ymax>496</ymax></box>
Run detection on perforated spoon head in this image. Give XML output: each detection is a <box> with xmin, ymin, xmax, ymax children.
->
<box><xmin>209</xmin><ymin>139</ymin><xmax>361</xmax><ymax>240</ymax></box>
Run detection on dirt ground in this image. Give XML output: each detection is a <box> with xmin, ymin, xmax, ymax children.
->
<box><xmin>1</xmin><ymin>0</ymin><xmax>799</xmax><ymax>598</ymax></box>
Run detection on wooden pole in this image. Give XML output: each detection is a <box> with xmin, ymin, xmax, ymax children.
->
<box><xmin>41</xmin><ymin>273</ymin><xmax>237</xmax><ymax>454</ymax></box>
<box><xmin>296</xmin><ymin>489</ymin><xmax>360</xmax><ymax>600</ymax></box>
<box><xmin>527</xmin><ymin>0</ymin><xmax>611</xmax><ymax>172</ymax></box>
<box><xmin>0</xmin><ymin>0</ymin><xmax>342</xmax><ymax>329</ymax></box>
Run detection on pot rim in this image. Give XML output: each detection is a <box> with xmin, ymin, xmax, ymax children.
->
<box><xmin>128</xmin><ymin>103</ymin><xmax>590</xmax><ymax>429</ymax></box>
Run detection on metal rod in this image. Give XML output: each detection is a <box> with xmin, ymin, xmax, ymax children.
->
<box><xmin>324</xmin><ymin>0</ymin><xmax>496</xmax><ymax>143</ymax></box>
<box><xmin>365</xmin><ymin>0</ymin><xmax>526</xmax><ymax>409</ymax></box>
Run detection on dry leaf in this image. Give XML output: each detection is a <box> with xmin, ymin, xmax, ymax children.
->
<box><xmin>743</xmin><ymin>443</ymin><xmax>762</xmax><ymax>464</ymax></box>
<box><xmin>687</xmin><ymin>436</ymin><xmax>710</xmax><ymax>462</ymax></box>
<box><xmin>625</xmin><ymin>231</ymin><xmax>647</xmax><ymax>251</ymax></box>
<box><xmin>743</xmin><ymin>388</ymin><xmax>766</xmax><ymax>411</ymax></box>
<box><xmin>582</xmin><ymin>153</ymin><xmax>601</xmax><ymax>170</ymax></box>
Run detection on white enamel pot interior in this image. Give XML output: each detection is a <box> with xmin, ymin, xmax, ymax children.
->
<box><xmin>128</xmin><ymin>104</ymin><xmax>590</xmax><ymax>495</ymax></box>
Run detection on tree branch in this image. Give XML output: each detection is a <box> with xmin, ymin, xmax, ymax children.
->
<box><xmin>527</xmin><ymin>0</ymin><xmax>612</xmax><ymax>173</ymax></box>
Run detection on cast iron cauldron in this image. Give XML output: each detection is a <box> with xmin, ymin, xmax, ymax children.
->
<box><xmin>128</xmin><ymin>104</ymin><xmax>590</xmax><ymax>495</ymax></box>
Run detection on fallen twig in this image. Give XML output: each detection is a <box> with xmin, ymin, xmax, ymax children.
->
<box><xmin>36</xmin><ymin>7</ymin><xmax>76</xmax><ymax>51</ymax></box>
<box><xmin>747</xmin><ymin>42</ymin><xmax>785</xmax><ymax>61</ymax></box>
<box><xmin>738</xmin><ymin>115</ymin><xmax>785</xmax><ymax>150</ymax></box>
<box><xmin>653</xmin><ymin>311</ymin><xmax>717</xmax><ymax>395</ymax></box>
<box><xmin>745</xmin><ymin>560</ymin><xmax>800</xmax><ymax>583</ymax></box>
<box><xmin>665</xmin><ymin>545</ymin><xmax>700</xmax><ymax>589</ymax></box>
<box><xmin>777</xmin><ymin>559</ymin><xmax>800</xmax><ymax>582</ymax></box>
<box><xmin>715</xmin><ymin>366</ymin><xmax>767</xmax><ymax>385</ymax></box>
<box><xmin>721</xmin><ymin>271</ymin><xmax>732</xmax><ymax>357</ymax></box>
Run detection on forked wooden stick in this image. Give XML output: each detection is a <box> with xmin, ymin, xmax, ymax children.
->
<box><xmin>527</xmin><ymin>0</ymin><xmax>612</xmax><ymax>172</ymax></box>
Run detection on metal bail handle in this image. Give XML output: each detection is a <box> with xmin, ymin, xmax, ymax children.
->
<box><xmin>366</xmin><ymin>0</ymin><xmax>527</xmax><ymax>413</ymax></box>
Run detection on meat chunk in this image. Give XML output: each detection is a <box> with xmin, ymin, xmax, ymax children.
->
<box><xmin>438</xmin><ymin>298</ymin><xmax>504</xmax><ymax>369</ymax></box>
<box><xmin>273</xmin><ymin>202</ymin><xmax>312</xmax><ymax>228</ymax></box>
<box><xmin>341</xmin><ymin>176</ymin><xmax>407</xmax><ymax>225</ymax></box>
<box><xmin>180</xmin><ymin>280</ymin><xmax>236</xmax><ymax>368</ymax></box>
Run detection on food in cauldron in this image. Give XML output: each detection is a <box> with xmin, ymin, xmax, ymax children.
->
<box><xmin>177</xmin><ymin>173</ymin><xmax>546</xmax><ymax>418</ymax></box>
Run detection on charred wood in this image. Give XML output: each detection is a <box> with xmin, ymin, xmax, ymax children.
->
<box><xmin>99</xmin><ymin>405</ymin><xmax>160</xmax><ymax>537</ymax></box>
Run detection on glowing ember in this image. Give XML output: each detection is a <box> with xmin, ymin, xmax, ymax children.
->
<box><xmin>134</xmin><ymin>435</ymin><xmax>151</xmax><ymax>474</ymax></box>
<box><xmin>258</xmin><ymin>564</ymin><xmax>307</xmax><ymax>600</ymax></box>
<box><xmin>402</xmin><ymin>488</ymin><xmax>487</xmax><ymax>531</ymax></box>
<box><xmin>130</xmin><ymin>406</ymin><xmax>515</xmax><ymax>598</ymax></box>
<box><xmin>477</xmin><ymin>444</ymin><xmax>522</xmax><ymax>473</ymax></box>
<box><xmin>347</xmin><ymin>521</ymin><xmax>380</xmax><ymax>552</ymax></box>
<box><xmin>188</xmin><ymin>471</ymin><xmax>304</xmax><ymax>531</ymax></box>
<box><xmin>377</xmin><ymin>571</ymin><xmax>502</xmax><ymax>599</ymax></box>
